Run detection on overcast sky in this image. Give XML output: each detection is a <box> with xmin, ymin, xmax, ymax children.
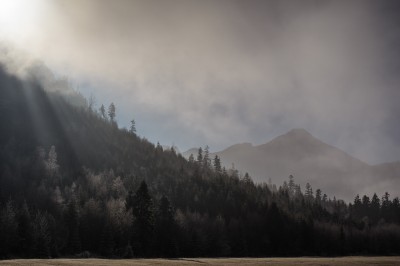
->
<box><xmin>1</xmin><ymin>0</ymin><xmax>400</xmax><ymax>164</ymax></box>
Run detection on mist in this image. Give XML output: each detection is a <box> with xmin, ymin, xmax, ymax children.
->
<box><xmin>1</xmin><ymin>0</ymin><xmax>400</xmax><ymax>164</ymax></box>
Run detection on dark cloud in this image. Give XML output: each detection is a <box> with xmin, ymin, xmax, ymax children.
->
<box><xmin>1</xmin><ymin>0</ymin><xmax>400</xmax><ymax>164</ymax></box>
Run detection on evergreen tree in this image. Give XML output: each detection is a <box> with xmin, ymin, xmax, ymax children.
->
<box><xmin>65</xmin><ymin>200</ymin><xmax>81</xmax><ymax>254</ymax></box>
<box><xmin>305</xmin><ymin>183</ymin><xmax>313</xmax><ymax>201</ymax></box>
<box><xmin>370</xmin><ymin>193</ymin><xmax>381</xmax><ymax>223</ymax></box>
<box><xmin>18</xmin><ymin>201</ymin><xmax>34</xmax><ymax>256</ymax></box>
<box><xmin>243</xmin><ymin>172</ymin><xmax>252</xmax><ymax>185</ymax></box>
<box><xmin>203</xmin><ymin>145</ymin><xmax>211</xmax><ymax>168</ymax></box>
<box><xmin>353</xmin><ymin>194</ymin><xmax>362</xmax><ymax>219</ymax></box>
<box><xmin>213</xmin><ymin>155</ymin><xmax>222</xmax><ymax>173</ymax></box>
<box><xmin>381</xmin><ymin>192</ymin><xmax>391</xmax><ymax>221</ymax></box>
<box><xmin>197</xmin><ymin>147</ymin><xmax>203</xmax><ymax>164</ymax></box>
<box><xmin>108</xmin><ymin>102</ymin><xmax>116</xmax><ymax>122</ymax></box>
<box><xmin>130</xmin><ymin>119</ymin><xmax>136</xmax><ymax>134</ymax></box>
<box><xmin>127</xmin><ymin>181</ymin><xmax>154</xmax><ymax>256</ymax></box>
<box><xmin>295</xmin><ymin>185</ymin><xmax>302</xmax><ymax>199</ymax></box>
<box><xmin>32</xmin><ymin>211</ymin><xmax>51</xmax><ymax>258</ymax></box>
<box><xmin>322</xmin><ymin>194</ymin><xmax>328</xmax><ymax>203</ymax></box>
<box><xmin>99</xmin><ymin>104</ymin><xmax>106</xmax><ymax>119</ymax></box>
<box><xmin>315</xmin><ymin>189</ymin><xmax>322</xmax><ymax>204</ymax></box>
<box><xmin>266</xmin><ymin>202</ymin><xmax>285</xmax><ymax>255</ymax></box>
<box><xmin>155</xmin><ymin>196</ymin><xmax>178</xmax><ymax>257</ymax></box>
<box><xmin>45</xmin><ymin>145</ymin><xmax>59</xmax><ymax>177</ymax></box>
<box><xmin>392</xmin><ymin>197</ymin><xmax>400</xmax><ymax>223</ymax></box>
<box><xmin>0</xmin><ymin>200</ymin><xmax>18</xmax><ymax>257</ymax></box>
<box><xmin>288</xmin><ymin>175</ymin><xmax>295</xmax><ymax>197</ymax></box>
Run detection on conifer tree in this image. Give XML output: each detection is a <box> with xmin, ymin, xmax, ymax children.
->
<box><xmin>288</xmin><ymin>175</ymin><xmax>295</xmax><ymax>196</ymax></box>
<box><xmin>315</xmin><ymin>189</ymin><xmax>322</xmax><ymax>204</ymax></box>
<box><xmin>197</xmin><ymin>147</ymin><xmax>203</xmax><ymax>164</ymax></box>
<box><xmin>108</xmin><ymin>102</ymin><xmax>116</xmax><ymax>122</ymax></box>
<box><xmin>155</xmin><ymin>196</ymin><xmax>178</xmax><ymax>257</ymax></box>
<box><xmin>130</xmin><ymin>119</ymin><xmax>136</xmax><ymax>134</ymax></box>
<box><xmin>127</xmin><ymin>181</ymin><xmax>154</xmax><ymax>256</ymax></box>
<box><xmin>65</xmin><ymin>200</ymin><xmax>81</xmax><ymax>254</ymax></box>
<box><xmin>99</xmin><ymin>104</ymin><xmax>106</xmax><ymax>119</ymax></box>
<box><xmin>213</xmin><ymin>155</ymin><xmax>222</xmax><ymax>173</ymax></box>
<box><xmin>18</xmin><ymin>201</ymin><xmax>33</xmax><ymax>256</ymax></box>
<box><xmin>203</xmin><ymin>145</ymin><xmax>211</xmax><ymax>168</ymax></box>
<box><xmin>305</xmin><ymin>183</ymin><xmax>313</xmax><ymax>201</ymax></box>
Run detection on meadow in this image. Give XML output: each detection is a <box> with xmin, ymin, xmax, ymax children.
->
<box><xmin>0</xmin><ymin>257</ymin><xmax>399</xmax><ymax>266</ymax></box>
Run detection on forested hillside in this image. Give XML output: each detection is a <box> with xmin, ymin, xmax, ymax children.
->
<box><xmin>183</xmin><ymin>130</ymin><xmax>400</xmax><ymax>201</ymax></box>
<box><xmin>1</xmin><ymin>65</ymin><xmax>400</xmax><ymax>259</ymax></box>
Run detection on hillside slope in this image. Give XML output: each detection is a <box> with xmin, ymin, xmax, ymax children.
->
<box><xmin>1</xmin><ymin>64</ymin><xmax>399</xmax><ymax>258</ymax></box>
<box><xmin>184</xmin><ymin>129</ymin><xmax>399</xmax><ymax>200</ymax></box>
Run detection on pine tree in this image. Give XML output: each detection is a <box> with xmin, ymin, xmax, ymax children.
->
<box><xmin>305</xmin><ymin>183</ymin><xmax>313</xmax><ymax>201</ymax></box>
<box><xmin>370</xmin><ymin>193</ymin><xmax>381</xmax><ymax>223</ymax></box>
<box><xmin>32</xmin><ymin>211</ymin><xmax>51</xmax><ymax>258</ymax></box>
<box><xmin>108</xmin><ymin>102</ymin><xmax>116</xmax><ymax>122</ymax></box>
<box><xmin>0</xmin><ymin>199</ymin><xmax>18</xmax><ymax>257</ymax></box>
<box><xmin>130</xmin><ymin>119</ymin><xmax>136</xmax><ymax>134</ymax></box>
<box><xmin>203</xmin><ymin>145</ymin><xmax>211</xmax><ymax>168</ymax></box>
<box><xmin>381</xmin><ymin>192</ymin><xmax>391</xmax><ymax>221</ymax></box>
<box><xmin>362</xmin><ymin>195</ymin><xmax>371</xmax><ymax>219</ymax></box>
<box><xmin>45</xmin><ymin>145</ymin><xmax>59</xmax><ymax>176</ymax></box>
<box><xmin>18</xmin><ymin>201</ymin><xmax>34</xmax><ymax>256</ymax></box>
<box><xmin>315</xmin><ymin>189</ymin><xmax>322</xmax><ymax>204</ymax></box>
<box><xmin>155</xmin><ymin>196</ymin><xmax>178</xmax><ymax>257</ymax></box>
<box><xmin>197</xmin><ymin>147</ymin><xmax>203</xmax><ymax>164</ymax></box>
<box><xmin>353</xmin><ymin>194</ymin><xmax>362</xmax><ymax>219</ymax></box>
<box><xmin>213</xmin><ymin>155</ymin><xmax>222</xmax><ymax>173</ymax></box>
<box><xmin>127</xmin><ymin>181</ymin><xmax>154</xmax><ymax>256</ymax></box>
<box><xmin>99</xmin><ymin>104</ymin><xmax>106</xmax><ymax>119</ymax></box>
<box><xmin>322</xmin><ymin>194</ymin><xmax>328</xmax><ymax>203</ymax></box>
<box><xmin>243</xmin><ymin>172</ymin><xmax>252</xmax><ymax>185</ymax></box>
<box><xmin>65</xmin><ymin>200</ymin><xmax>81</xmax><ymax>254</ymax></box>
<box><xmin>288</xmin><ymin>175</ymin><xmax>295</xmax><ymax>197</ymax></box>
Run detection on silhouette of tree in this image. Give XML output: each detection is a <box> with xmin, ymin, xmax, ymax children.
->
<box><xmin>130</xmin><ymin>119</ymin><xmax>136</xmax><ymax>134</ymax></box>
<box><xmin>127</xmin><ymin>181</ymin><xmax>154</xmax><ymax>256</ymax></box>
<box><xmin>108</xmin><ymin>102</ymin><xmax>116</xmax><ymax>122</ymax></box>
<box><xmin>99</xmin><ymin>104</ymin><xmax>106</xmax><ymax>119</ymax></box>
<box><xmin>213</xmin><ymin>155</ymin><xmax>222</xmax><ymax>173</ymax></box>
<box><xmin>155</xmin><ymin>196</ymin><xmax>178</xmax><ymax>257</ymax></box>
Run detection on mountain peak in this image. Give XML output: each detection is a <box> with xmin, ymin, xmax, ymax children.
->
<box><xmin>263</xmin><ymin>128</ymin><xmax>316</xmax><ymax>146</ymax></box>
<box><xmin>285</xmin><ymin>128</ymin><xmax>313</xmax><ymax>138</ymax></box>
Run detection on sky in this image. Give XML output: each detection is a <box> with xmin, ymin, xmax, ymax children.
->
<box><xmin>1</xmin><ymin>0</ymin><xmax>400</xmax><ymax>164</ymax></box>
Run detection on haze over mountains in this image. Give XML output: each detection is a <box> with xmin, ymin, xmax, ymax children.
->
<box><xmin>184</xmin><ymin>128</ymin><xmax>400</xmax><ymax>201</ymax></box>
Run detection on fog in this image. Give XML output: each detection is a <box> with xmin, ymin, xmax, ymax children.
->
<box><xmin>1</xmin><ymin>0</ymin><xmax>400</xmax><ymax>164</ymax></box>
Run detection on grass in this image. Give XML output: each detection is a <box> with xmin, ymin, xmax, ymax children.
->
<box><xmin>0</xmin><ymin>257</ymin><xmax>399</xmax><ymax>266</ymax></box>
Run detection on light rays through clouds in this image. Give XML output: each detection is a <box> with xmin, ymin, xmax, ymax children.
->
<box><xmin>1</xmin><ymin>0</ymin><xmax>400</xmax><ymax>164</ymax></box>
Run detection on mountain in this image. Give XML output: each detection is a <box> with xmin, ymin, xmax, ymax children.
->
<box><xmin>184</xmin><ymin>129</ymin><xmax>399</xmax><ymax>201</ymax></box>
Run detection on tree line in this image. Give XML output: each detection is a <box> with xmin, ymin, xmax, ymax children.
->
<box><xmin>0</xmin><ymin>65</ymin><xmax>400</xmax><ymax>258</ymax></box>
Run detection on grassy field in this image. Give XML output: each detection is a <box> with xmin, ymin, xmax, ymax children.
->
<box><xmin>0</xmin><ymin>257</ymin><xmax>399</xmax><ymax>266</ymax></box>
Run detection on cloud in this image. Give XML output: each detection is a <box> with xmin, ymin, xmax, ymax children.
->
<box><xmin>1</xmin><ymin>0</ymin><xmax>400</xmax><ymax>164</ymax></box>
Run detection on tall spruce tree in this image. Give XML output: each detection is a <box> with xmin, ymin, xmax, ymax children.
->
<box><xmin>127</xmin><ymin>181</ymin><xmax>154</xmax><ymax>256</ymax></box>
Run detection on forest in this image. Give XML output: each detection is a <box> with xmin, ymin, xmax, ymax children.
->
<box><xmin>0</xmin><ymin>64</ymin><xmax>400</xmax><ymax>259</ymax></box>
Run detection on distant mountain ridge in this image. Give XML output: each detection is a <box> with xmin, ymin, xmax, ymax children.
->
<box><xmin>183</xmin><ymin>129</ymin><xmax>400</xmax><ymax>201</ymax></box>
